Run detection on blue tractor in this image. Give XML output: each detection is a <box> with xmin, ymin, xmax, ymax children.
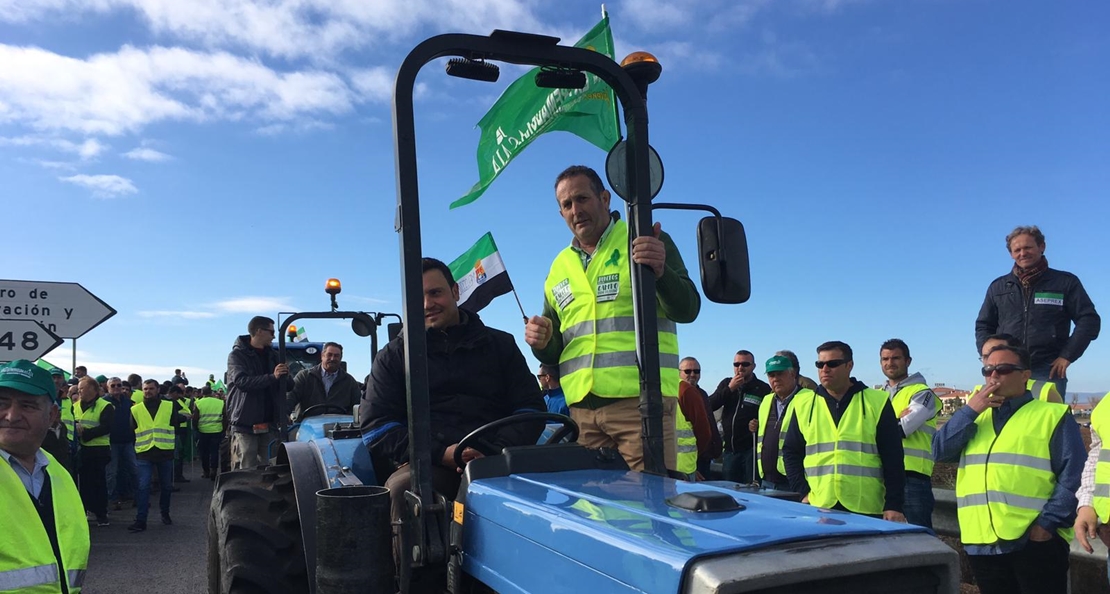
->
<box><xmin>207</xmin><ymin>29</ymin><xmax>961</xmax><ymax>594</ymax></box>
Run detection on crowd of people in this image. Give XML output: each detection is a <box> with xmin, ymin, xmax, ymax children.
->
<box><xmin>3</xmin><ymin>164</ymin><xmax>1106</xmax><ymax>593</ymax></box>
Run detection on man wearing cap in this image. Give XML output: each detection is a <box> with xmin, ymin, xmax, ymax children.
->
<box><xmin>74</xmin><ymin>376</ymin><xmax>114</xmax><ymax>526</ymax></box>
<box><xmin>0</xmin><ymin>360</ymin><xmax>90</xmax><ymax>593</ymax></box>
<box><xmin>748</xmin><ymin>355</ymin><xmax>810</xmax><ymax>492</ymax></box>
<box><xmin>782</xmin><ymin>341</ymin><xmax>906</xmax><ymax>521</ymax></box>
<box><xmin>104</xmin><ymin>377</ymin><xmax>138</xmax><ymax>509</ymax></box>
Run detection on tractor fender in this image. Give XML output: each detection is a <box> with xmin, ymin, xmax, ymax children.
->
<box><xmin>277</xmin><ymin>440</ymin><xmax>329</xmax><ymax>593</ymax></box>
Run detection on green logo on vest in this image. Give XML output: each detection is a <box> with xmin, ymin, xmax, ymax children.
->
<box><xmin>1034</xmin><ymin>292</ymin><xmax>1064</xmax><ymax>306</ymax></box>
<box><xmin>596</xmin><ymin>273</ymin><xmax>620</xmax><ymax>303</ymax></box>
<box><xmin>552</xmin><ymin>279</ymin><xmax>575</xmax><ymax>310</ymax></box>
<box><xmin>605</xmin><ymin>249</ymin><xmax>620</xmax><ymax>267</ymax></box>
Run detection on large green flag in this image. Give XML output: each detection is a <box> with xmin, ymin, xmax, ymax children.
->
<box><xmin>451</xmin><ymin>16</ymin><xmax>619</xmax><ymax>209</ymax></box>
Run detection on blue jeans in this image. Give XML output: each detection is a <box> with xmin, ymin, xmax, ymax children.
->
<box><xmin>1031</xmin><ymin>365</ymin><xmax>1067</xmax><ymax>399</ymax></box>
<box><xmin>107</xmin><ymin>442</ymin><xmax>138</xmax><ymax>501</ymax></box>
<box><xmin>903</xmin><ymin>475</ymin><xmax>935</xmax><ymax>529</ymax></box>
<box><xmin>136</xmin><ymin>458</ymin><xmax>174</xmax><ymax>523</ymax></box>
<box><xmin>723</xmin><ymin>450</ymin><xmax>756</xmax><ymax>484</ymax></box>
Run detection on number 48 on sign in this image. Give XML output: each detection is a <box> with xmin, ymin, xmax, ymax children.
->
<box><xmin>0</xmin><ymin>319</ymin><xmax>64</xmax><ymax>363</ymax></box>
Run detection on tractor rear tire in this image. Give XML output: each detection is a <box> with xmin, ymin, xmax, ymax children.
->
<box><xmin>208</xmin><ymin>465</ymin><xmax>309</xmax><ymax>594</ymax></box>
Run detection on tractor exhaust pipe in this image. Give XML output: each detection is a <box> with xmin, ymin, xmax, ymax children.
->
<box><xmin>316</xmin><ymin>486</ymin><xmax>393</xmax><ymax>593</ymax></box>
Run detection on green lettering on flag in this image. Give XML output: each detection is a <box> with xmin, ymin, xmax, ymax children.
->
<box><xmin>451</xmin><ymin>16</ymin><xmax>619</xmax><ymax>209</ymax></box>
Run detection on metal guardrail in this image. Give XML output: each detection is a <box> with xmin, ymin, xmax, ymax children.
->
<box><xmin>933</xmin><ymin>488</ymin><xmax>1110</xmax><ymax>594</ymax></box>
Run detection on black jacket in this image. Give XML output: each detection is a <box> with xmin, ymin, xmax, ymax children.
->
<box><xmin>359</xmin><ymin>311</ymin><xmax>545</xmax><ymax>473</ymax></box>
<box><xmin>708</xmin><ymin>376</ymin><xmax>771</xmax><ymax>453</ymax></box>
<box><xmin>287</xmin><ymin>364</ymin><xmax>361</xmax><ymax>420</ymax></box>
<box><xmin>975</xmin><ymin>267</ymin><xmax>1100</xmax><ymax>368</ymax></box>
<box><xmin>226</xmin><ymin>335</ymin><xmax>282</xmax><ymax>430</ymax></box>
<box><xmin>781</xmin><ymin>380</ymin><xmax>905</xmax><ymax>513</ymax></box>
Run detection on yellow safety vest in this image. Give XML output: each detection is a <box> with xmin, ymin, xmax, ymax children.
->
<box><xmin>130</xmin><ymin>390</ymin><xmax>143</xmax><ymax>405</ymax></box>
<box><xmin>794</xmin><ymin>388</ymin><xmax>888</xmax><ymax>515</ymax></box>
<box><xmin>195</xmin><ymin>397</ymin><xmax>225</xmax><ymax>434</ymax></box>
<box><xmin>132</xmin><ymin>401</ymin><xmax>176</xmax><ymax>453</ymax></box>
<box><xmin>674</xmin><ymin>405</ymin><xmax>697</xmax><ymax>476</ymax></box>
<box><xmin>74</xmin><ymin>399</ymin><xmax>110</xmax><ymax>447</ymax></box>
<box><xmin>755</xmin><ymin>390</ymin><xmax>806</xmax><ymax>478</ymax></box>
<box><xmin>543</xmin><ymin>219</ymin><xmax>680</xmax><ymax>406</ymax></box>
<box><xmin>972</xmin><ymin>379</ymin><xmax>1056</xmax><ymax>403</ymax></box>
<box><xmin>59</xmin><ymin>399</ymin><xmax>75</xmax><ymax>443</ymax></box>
<box><xmin>174</xmin><ymin>398</ymin><xmax>192</xmax><ymax>429</ymax></box>
<box><xmin>955</xmin><ymin>398</ymin><xmax>1072</xmax><ymax>544</ymax></box>
<box><xmin>0</xmin><ymin>451</ymin><xmax>89</xmax><ymax>593</ymax></box>
<box><xmin>1087</xmin><ymin>394</ymin><xmax>1110</xmax><ymax>522</ymax></box>
<box><xmin>890</xmin><ymin>383</ymin><xmax>940</xmax><ymax>476</ymax></box>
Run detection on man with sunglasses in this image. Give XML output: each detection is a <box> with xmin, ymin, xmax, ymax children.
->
<box><xmin>973</xmin><ymin>334</ymin><xmax>1063</xmax><ymax>404</ymax></box>
<box><xmin>782</xmin><ymin>341</ymin><xmax>906</xmax><ymax>522</ymax></box>
<box><xmin>225</xmin><ymin>316</ymin><xmax>289</xmax><ymax>469</ymax></box>
<box><xmin>934</xmin><ymin>345</ymin><xmax>1084</xmax><ymax>594</ymax></box>
<box><xmin>975</xmin><ymin>225</ymin><xmax>1100</xmax><ymax>399</ymax></box>
<box><xmin>536</xmin><ymin>364</ymin><xmax>569</xmax><ymax>416</ymax></box>
<box><xmin>709</xmin><ymin>350</ymin><xmax>771</xmax><ymax>484</ymax></box>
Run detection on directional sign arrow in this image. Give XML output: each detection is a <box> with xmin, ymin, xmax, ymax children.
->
<box><xmin>0</xmin><ymin>280</ymin><xmax>116</xmax><ymax>340</ymax></box>
<box><xmin>0</xmin><ymin>319</ymin><xmax>65</xmax><ymax>363</ymax></box>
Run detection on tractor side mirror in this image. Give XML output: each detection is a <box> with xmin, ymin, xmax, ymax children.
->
<box><xmin>387</xmin><ymin>322</ymin><xmax>403</xmax><ymax>342</ymax></box>
<box><xmin>697</xmin><ymin>216</ymin><xmax>751</xmax><ymax>304</ymax></box>
<box><xmin>351</xmin><ymin>313</ymin><xmax>376</xmax><ymax>338</ymax></box>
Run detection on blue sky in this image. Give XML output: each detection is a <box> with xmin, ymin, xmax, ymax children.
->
<box><xmin>2</xmin><ymin>0</ymin><xmax>1107</xmax><ymax>395</ymax></box>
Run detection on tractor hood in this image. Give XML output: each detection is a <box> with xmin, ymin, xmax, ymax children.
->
<box><xmin>462</xmin><ymin>469</ymin><xmax>926</xmax><ymax>594</ymax></box>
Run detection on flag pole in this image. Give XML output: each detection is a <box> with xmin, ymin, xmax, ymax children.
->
<box><xmin>602</xmin><ymin>4</ymin><xmax>623</xmax><ymax>142</ymax></box>
<box><xmin>510</xmin><ymin>285</ymin><xmax>528</xmax><ymax>321</ymax></box>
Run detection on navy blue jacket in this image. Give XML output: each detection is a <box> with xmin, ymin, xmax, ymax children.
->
<box><xmin>106</xmin><ymin>394</ymin><xmax>136</xmax><ymax>443</ymax></box>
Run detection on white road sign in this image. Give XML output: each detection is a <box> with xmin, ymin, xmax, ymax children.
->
<box><xmin>0</xmin><ymin>280</ymin><xmax>117</xmax><ymax>340</ymax></box>
<box><xmin>0</xmin><ymin>319</ymin><xmax>64</xmax><ymax>363</ymax></box>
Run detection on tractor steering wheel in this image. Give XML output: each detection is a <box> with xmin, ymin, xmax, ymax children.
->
<box><xmin>454</xmin><ymin>411</ymin><xmax>579</xmax><ymax>469</ymax></box>
<box><xmin>297</xmin><ymin>403</ymin><xmax>350</xmax><ymax>420</ymax></box>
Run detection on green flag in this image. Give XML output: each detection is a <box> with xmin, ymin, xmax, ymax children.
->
<box><xmin>451</xmin><ymin>16</ymin><xmax>619</xmax><ymax>209</ymax></box>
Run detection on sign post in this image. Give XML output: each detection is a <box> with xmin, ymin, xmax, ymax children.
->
<box><xmin>0</xmin><ymin>320</ymin><xmax>64</xmax><ymax>363</ymax></box>
<box><xmin>0</xmin><ymin>280</ymin><xmax>116</xmax><ymax>339</ymax></box>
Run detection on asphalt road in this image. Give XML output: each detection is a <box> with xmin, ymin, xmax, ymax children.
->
<box><xmin>85</xmin><ymin>467</ymin><xmax>213</xmax><ymax>594</ymax></box>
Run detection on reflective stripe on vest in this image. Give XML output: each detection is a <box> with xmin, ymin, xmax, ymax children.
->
<box><xmin>1090</xmin><ymin>394</ymin><xmax>1110</xmax><ymax>522</ymax></box>
<box><xmin>75</xmin><ymin>399</ymin><xmax>110</xmax><ymax>447</ymax></box>
<box><xmin>755</xmin><ymin>391</ymin><xmax>805</xmax><ymax>479</ymax></box>
<box><xmin>195</xmin><ymin>397</ymin><xmax>225</xmax><ymax>434</ymax></box>
<box><xmin>891</xmin><ymin>383</ymin><xmax>939</xmax><ymax>476</ymax></box>
<box><xmin>544</xmin><ymin>219</ymin><xmax>680</xmax><ymax>406</ymax></box>
<box><xmin>795</xmin><ymin>388</ymin><xmax>888</xmax><ymax>515</ymax></box>
<box><xmin>955</xmin><ymin>398</ymin><xmax>1072</xmax><ymax>544</ymax></box>
<box><xmin>0</xmin><ymin>451</ymin><xmax>90</xmax><ymax>593</ymax></box>
<box><xmin>132</xmin><ymin>401</ymin><xmax>176</xmax><ymax>453</ymax></box>
<box><xmin>675</xmin><ymin>405</ymin><xmax>697</xmax><ymax>475</ymax></box>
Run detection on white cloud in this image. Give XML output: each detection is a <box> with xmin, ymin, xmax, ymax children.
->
<box><xmin>137</xmin><ymin>310</ymin><xmax>217</xmax><ymax>319</ymax></box>
<box><xmin>58</xmin><ymin>174</ymin><xmax>138</xmax><ymax>197</ymax></box>
<box><xmin>0</xmin><ymin>135</ymin><xmax>106</xmax><ymax>158</ymax></box>
<box><xmin>122</xmin><ymin>146</ymin><xmax>172</xmax><ymax>161</ymax></box>
<box><xmin>212</xmin><ymin>296</ymin><xmax>295</xmax><ymax>313</ymax></box>
<box><xmin>0</xmin><ymin>44</ymin><xmax>357</xmax><ymax>137</ymax></box>
<box><xmin>0</xmin><ymin>0</ymin><xmax>546</xmax><ymax>61</ymax></box>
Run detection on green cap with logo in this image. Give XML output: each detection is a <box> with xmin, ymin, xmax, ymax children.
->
<box><xmin>0</xmin><ymin>360</ymin><xmax>58</xmax><ymax>402</ymax></box>
<box><xmin>765</xmin><ymin>355</ymin><xmax>794</xmax><ymax>374</ymax></box>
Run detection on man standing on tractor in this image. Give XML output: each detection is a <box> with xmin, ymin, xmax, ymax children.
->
<box><xmin>225</xmin><ymin>316</ymin><xmax>288</xmax><ymax>469</ymax></box>
<box><xmin>524</xmin><ymin>165</ymin><xmax>701</xmax><ymax>474</ymax></box>
<box><xmin>361</xmin><ymin>258</ymin><xmax>546</xmax><ymax>522</ymax></box>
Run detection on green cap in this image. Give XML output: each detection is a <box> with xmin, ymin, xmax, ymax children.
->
<box><xmin>49</xmin><ymin>367</ymin><xmax>66</xmax><ymax>377</ymax></box>
<box><xmin>765</xmin><ymin>355</ymin><xmax>793</xmax><ymax>374</ymax></box>
<box><xmin>95</xmin><ymin>374</ymin><xmax>108</xmax><ymax>383</ymax></box>
<box><xmin>0</xmin><ymin>360</ymin><xmax>58</xmax><ymax>401</ymax></box>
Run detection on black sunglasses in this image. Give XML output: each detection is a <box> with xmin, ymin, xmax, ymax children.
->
<box><xmin>733</xmin><ymin>362</ymin><xmax>753</xmax><ymax>368</ymax></box>
<box><xmin>815</xmin><ymin>359</ymin><xmax>849</xmax><ymax>370</ymax></box>
<box><xmin>981</xmin><ymin>364</ymin><xmax>1027</xmax><ymax>377</ymax></box>
<box><xmin>682</xmin><ymin>369</ymin><xmax>701</xmax><ymax>375</ymax></box>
